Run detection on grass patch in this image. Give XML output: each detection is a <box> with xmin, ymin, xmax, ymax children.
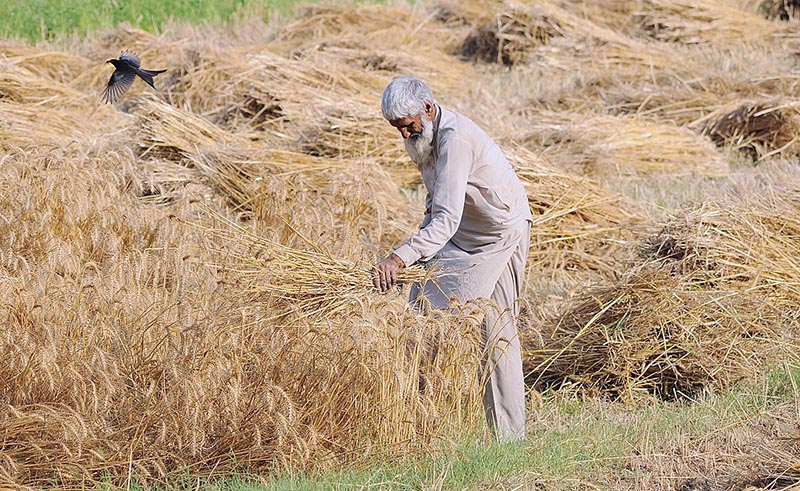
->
<box><xmin>143</xmin><ymin>363</ymin><xmax>800</xmax><ymax>490</ymax></box>
<box><xmin>0</xmin><ymin>0</ymin><xmax>379</xmax><ymax>43</ymax></box>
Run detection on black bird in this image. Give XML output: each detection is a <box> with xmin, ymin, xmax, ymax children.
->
<box><xmin>101</xmin><ymin>51</ymin><xmax>166</xmax><ymax>104</ymax></box>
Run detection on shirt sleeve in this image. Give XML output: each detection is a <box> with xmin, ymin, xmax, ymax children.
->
<box><xmin>419</xmin><ymin>193</ymin><xmax>432</xmax><ymax>229</ymax></box>
<box><xmin>393</xmin><ymin>135</ymin><xmax>472</xmax><ymax>265</ymax></box>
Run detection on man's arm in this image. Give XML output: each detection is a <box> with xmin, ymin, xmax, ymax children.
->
<box><xmin>420</xmin><ymin>192</ymin><xmax>432</xmax><ymax>229</ymax></box>
<box><xmin>393</xmin><ymin>135</ymin><xmax>472</xmax><ymax>266</ymax></box>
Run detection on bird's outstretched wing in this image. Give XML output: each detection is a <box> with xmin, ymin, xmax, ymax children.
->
<box><xmin>119</xmin><ymin>50</ymin><xmax>141</xmax><ymax>68</ymax></box>
<box><xmin>101</xmin><ymin>69</ymin><xmax>136</xmax><ymax>104</ymax></box>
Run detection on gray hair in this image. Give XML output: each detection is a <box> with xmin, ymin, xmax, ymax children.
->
<box><xmin>381</xmin><ymin>75</ymin><xmax>434</xmax><ymax>121</ymax></box>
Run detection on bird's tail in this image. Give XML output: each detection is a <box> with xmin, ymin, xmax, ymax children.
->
<box><xmin>135</xmin><ymin>68</ymin><xmax>167</xmax><ymax>89</ymax></box>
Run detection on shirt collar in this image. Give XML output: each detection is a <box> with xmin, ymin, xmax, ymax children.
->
<box><xmin>432</xmin><ymin>104</ymin><xmax>442</xmax><ymax>148</ymax></box>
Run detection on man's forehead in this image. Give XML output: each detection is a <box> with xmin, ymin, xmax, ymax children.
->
<box><xmin>389</xmin><ymin>115</ymin><xmax>419</xmax><ymax>127</ymax></box>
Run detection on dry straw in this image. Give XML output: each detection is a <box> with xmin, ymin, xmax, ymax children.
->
<box><xmin>133</xmin><ymin>97</ymin><xmax>416</xmax><ymax>248</ymax></box>
<box><xmin>697</xmin><ymin>100</ymin><xmax>800</xmax><ymax>160</ymax></box>
<box><xmin>633</xmin><ymin>0</ymin><xmax>781</xmax><ymax>46</ymax></box>
<box><xmin>526</xmin><ymin>184</ymin><xmax>800</xmax><ymax>400</ymax></box>
<box><xmin>195</xmin><ymin>210</ymin><xmax>430</xmax><ymax>318</ymax></box>
<box><xmin>457</xmin><ymin>0</ymin><xmax>689</xmax><ymax>73</ymax></box>
<box><xmin>514</xmin><ymin>110</ymin><xmax>729</xmax><ymax>178</ymax></box>
<box><xmin>508</xmin><ymin>146</ymin><xmax>648</xmax><ymax>276</ymax></box>
<box><xmin>6</xmin><ymin>0</ymin><xmax>800</xmax><ymax>487</ymax></box>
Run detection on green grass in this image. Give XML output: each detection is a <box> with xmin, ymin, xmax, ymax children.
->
<box><xmin>138</xmin><ymin>363</ymin><xmax>800</xmax><ymax>490</ymax></box>
<box><xmin>0</xmin><ymin>0</ymin><xmax>374</xmax><ymax>43</ymax></box>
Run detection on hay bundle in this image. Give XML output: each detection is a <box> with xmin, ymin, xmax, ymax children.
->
<box><xmin>198</xmin><ymin>212</ymin><xmax>429</xmax><ymax>318</ymax></box>
<box><xmin>634</xmin><ymin>0</ymin><xmax>780</xmax><ymax>45</ymax></box>
<box><xmin>639</xmin><ymin>195</ymin><xmax>800</xmax><ymax>300</ymax></box>
<box><xmin>134</xmin><ymin>98</ymin><xmax>419</xmax><ymax>249</ymax></box>
<box><xmin>133</xmin><ymin>96</ymin><xmax>241</xmax><ymax>160</ymax></box>
<box><xmin>147</xmin><ymin>50</ymin><xmax>420</xmax><ymax>184</ymax></box>
<box><xmin>700</xmin><ymin>100</ymin><xmax>800</xmax><ymax>160</ymax></box>
<box><xmin>457</xmin><ymin>0</ymin><xmax>687</xmax><ymax>74</ymax></box>
<box><xmin>0</xmin><ymin>102</ymin><xmax>128</xmax><ymax>149</ymax></box>
<box><xmin>525</xmin><ymin>266</ymin><xmax>782</xmax><ymax>400</ymax></box>
<box><xmin>599</xmin><ymin>82</ymin><xmax>726</xmax><ymax>126</ymax></box>
<box><xmin>169</xmin><ymin>49</ymin><xmax>410</xmax><ymax>171</ymax></box>
<box><xmin>526</xmin><ymin>183</ymin><xmax>800</xmax><ymax>400</ymax></box>
<box><xmin>0</xmin><ymin>61</ymin><xmax>89</xmax><ymax>105</ymax></box>
<box><xmin>759</xmin><ymin>0</ymin><xmax>800</xmax><ymax>20</ymax></box>
<box><xmin>460</xmin><ymin>1</ymin><xmax>572</xmax><ymax>65</ymax></box>
<box><xmin>0</xmin><ymin>43</ymin><xmax>93</xmax><ymax>84</ymax></box>
<box><xmin>269</xmin><ymin>4</ymin><xmax>464</xmax><ymax>54</ymax></box>
<box><xmin>515</xmin><ymin>111</ymin><xmax>729</xmax><ymax>178</ymax></box>
<box><xmin>186</xmin><ymin>148</ymin><xmax>416</xmax><ymax>250</ymax></box>
<box><xmin>508</xmin><ymin>147</ymin><xmax>649</xmax><ymax>276</ymax></box>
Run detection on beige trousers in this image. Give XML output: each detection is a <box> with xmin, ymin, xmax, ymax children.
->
<box><xmin>481</xmin><ymin>225</ymin><xmax>529</xmax><ymax>442</ymax></box>
<box><xmin>410</xmin><ymin>221</ymin><xmax>530</xmax><ymax>442</ymax></box>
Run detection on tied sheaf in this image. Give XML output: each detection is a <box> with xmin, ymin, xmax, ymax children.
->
<box><xmin>102</xmin><ymin>50</ymin><xmax>167</xmax><ymax>104</ymax></box>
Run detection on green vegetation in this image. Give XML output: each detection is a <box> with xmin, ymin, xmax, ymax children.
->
<box><xmin>147</xmin><ymin>364</ymin><xmax>800</xmax><ymax>490</ymax></box>
<box><xmin>1</xmin><ymin>0</ymin><xmax>368</xmax><ymax>43</ymax></box>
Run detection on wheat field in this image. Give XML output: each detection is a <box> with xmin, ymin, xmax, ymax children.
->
<box><xmin>2</xmin><ymin>0</ymin><xmax>800</xmax><ymax>489</ymax></box>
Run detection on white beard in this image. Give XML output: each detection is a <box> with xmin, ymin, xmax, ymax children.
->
<box><xmin>404</xmin><ymin>117</ymin><xmax>434</xmax><ymax>168</ymax></box>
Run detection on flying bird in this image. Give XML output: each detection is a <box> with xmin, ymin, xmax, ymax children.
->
<box><xmin>101</xmin><ymin>51</ymin><xmax>166</xmax><ymax>104</ymax></box>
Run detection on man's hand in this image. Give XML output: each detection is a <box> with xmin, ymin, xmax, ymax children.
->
<box><xmin>372</xmin><ymin>253</ymin><xmax>406</xmax><ymax>292</ymax></box>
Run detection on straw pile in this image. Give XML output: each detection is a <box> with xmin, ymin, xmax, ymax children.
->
<box><xmin>508</xmin><ymin>147</ymin><xmax>649</xmax><ymax>277</ymax></box>
<box><xmin>633</xmin><ymin>0</ymin><xmax>780</xmax><ymax>46</ymax></box>
<box><xmin>515</xmin><ymin>111</ymin><xmax>729</xmax><ymax>178</ymax></box>
<box><xmin>267</xmin><ymin>4</ymin><xmax>473</xmax><ymax>88</ymax></box>
<box><xmin>457</xmin><ymin>0</ymin><xmax>690</xmax><ymax>76</ymax></box>
<box><xmin>699</xmin><ymin>100</ymin><xmax>800</xmax><ymax>160</ymax></box>
<box><xmin>197</xmin><ymin>212</ymin><xmax>430</xmax><ymax>318</ymax></box>
<box><xmin>759</xmin><ymin>0</ymin><xmax>800</xmax><ymax>20</ymax></box>
<box><xmin>132</xmin><ymin>97</ymin><xmax>416</xmax><ymax>249</ymax></box>
<box><xmin>526</xmin><ymin>183</ymin><xmax>800</xmax><ymax>400</ymax></box>
<box><xmin>459</xmin><ymin>2</ymin><xmax>570</xmax><ymax>66</ymax></box>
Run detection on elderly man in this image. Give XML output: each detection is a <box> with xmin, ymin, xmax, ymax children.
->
<box><xmin>373</xmin><ymin>75</ymin><xmax>532</xmax><ymax>442</ymax></box>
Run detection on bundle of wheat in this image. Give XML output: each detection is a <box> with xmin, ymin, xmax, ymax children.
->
<box><xmin>196</xmin><ymin>211</ymin><xmax>429</xmax><ymax>318</ymax></box>
<box><xmin>458</xmin><ymin>0</ymin><xmax>688</xmax><ymax>74</ymax></box>
<box><xmin>459</xmin><ymin>1</ymin><xmax>574</xmax><ymax>66</ymax></box>
<box><xmin>161</xmin><ymin>49</ymin><xmax>423</xmax><ymax>183</ymax></box>
<box><xmin>133</xmin><ymin>98</ymin><xmax>418</xmax><ymax>248</ymax></box>
<box><xmin>525</xmin><ymin>265</ymin><xmax>784</xmax><ymax>401</ymax></box>
<box><xmin>515</xmin><ymin>111</ymin><xmax>729</xmax><ymax>178</ymax></box>
<box><xmin>0</xmin><ymin>61</ymin><xmax>90</xmax><ymax>106</ymax></box>
<box><xmin>0</xmin><ymin>43</ymin><xmax>93</xmax><ymax>84</ymax></box>
<box><xmin>634</xmin><ymin>0</ymin><xmax>780</xmax><ymax>46</ymax></box>
<box><xmin>758</xmin><ymin>0</ymin><xmax>800</xmax><ymax>20</ymax></box>
<box><xmin>0</xmin><ymin>103</ymin><xmax>128</xmax><ymax>150</ymax></box>
<box><xmin>699</xmin><ymin>100</ymin><xmax>800</xmax><ymax>160</ymax></box>
<box><xmin>269</xmin><ymin>4</ymin><xmax>465</xmax><ymax>54</ymax></box>
<box><xmin>525</xmin><ymin>182</ymin><xmax>800</xmax><ymax>400</ymax></box>
<box><xmin>133</xmin><ymin>96</ymin><xmax>241</xmax><ymax>160</ymax></box>
<box><xmin>508</xmin><ymin>147</ymin><xmax>649</xmax><ymax>276</ymax></box>
<box><xmin>598</xmin><ymin>81</ymin><xmax>728</xmax><ymax>127</ymax></box>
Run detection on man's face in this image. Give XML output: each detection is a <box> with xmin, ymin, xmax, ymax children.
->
<box><xmin>389</xmin><ymin>114</ymin><xmax>425</xmax><ymax>140</ymax></box>
<box><xmin>388</xmin><ymin>101</ymin><xmax>436</xmax><ymax>139</ymax></box>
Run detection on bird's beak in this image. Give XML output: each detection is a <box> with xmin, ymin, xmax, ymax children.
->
<box><xmin>106</xmin><ymin>60</ymin><xmax>113</xmax><ymax>64</ymax></box>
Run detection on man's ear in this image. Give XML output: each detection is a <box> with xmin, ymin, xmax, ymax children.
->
<box><xmin>424</xmin><ymin>100</ymin><xmax>435</xmax><ymax>120</ymax></box>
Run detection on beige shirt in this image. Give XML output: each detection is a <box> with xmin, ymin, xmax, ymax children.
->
<box><xmin>394</xmin><ymin>106</ymin><xmax>532</xmax><ymax>267</ymax></box>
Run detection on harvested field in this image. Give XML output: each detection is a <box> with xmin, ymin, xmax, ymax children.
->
<box><xmin>3</xmin><ymin>0</ymin><xmax>800</xmax><ymax>489</ymax></box>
